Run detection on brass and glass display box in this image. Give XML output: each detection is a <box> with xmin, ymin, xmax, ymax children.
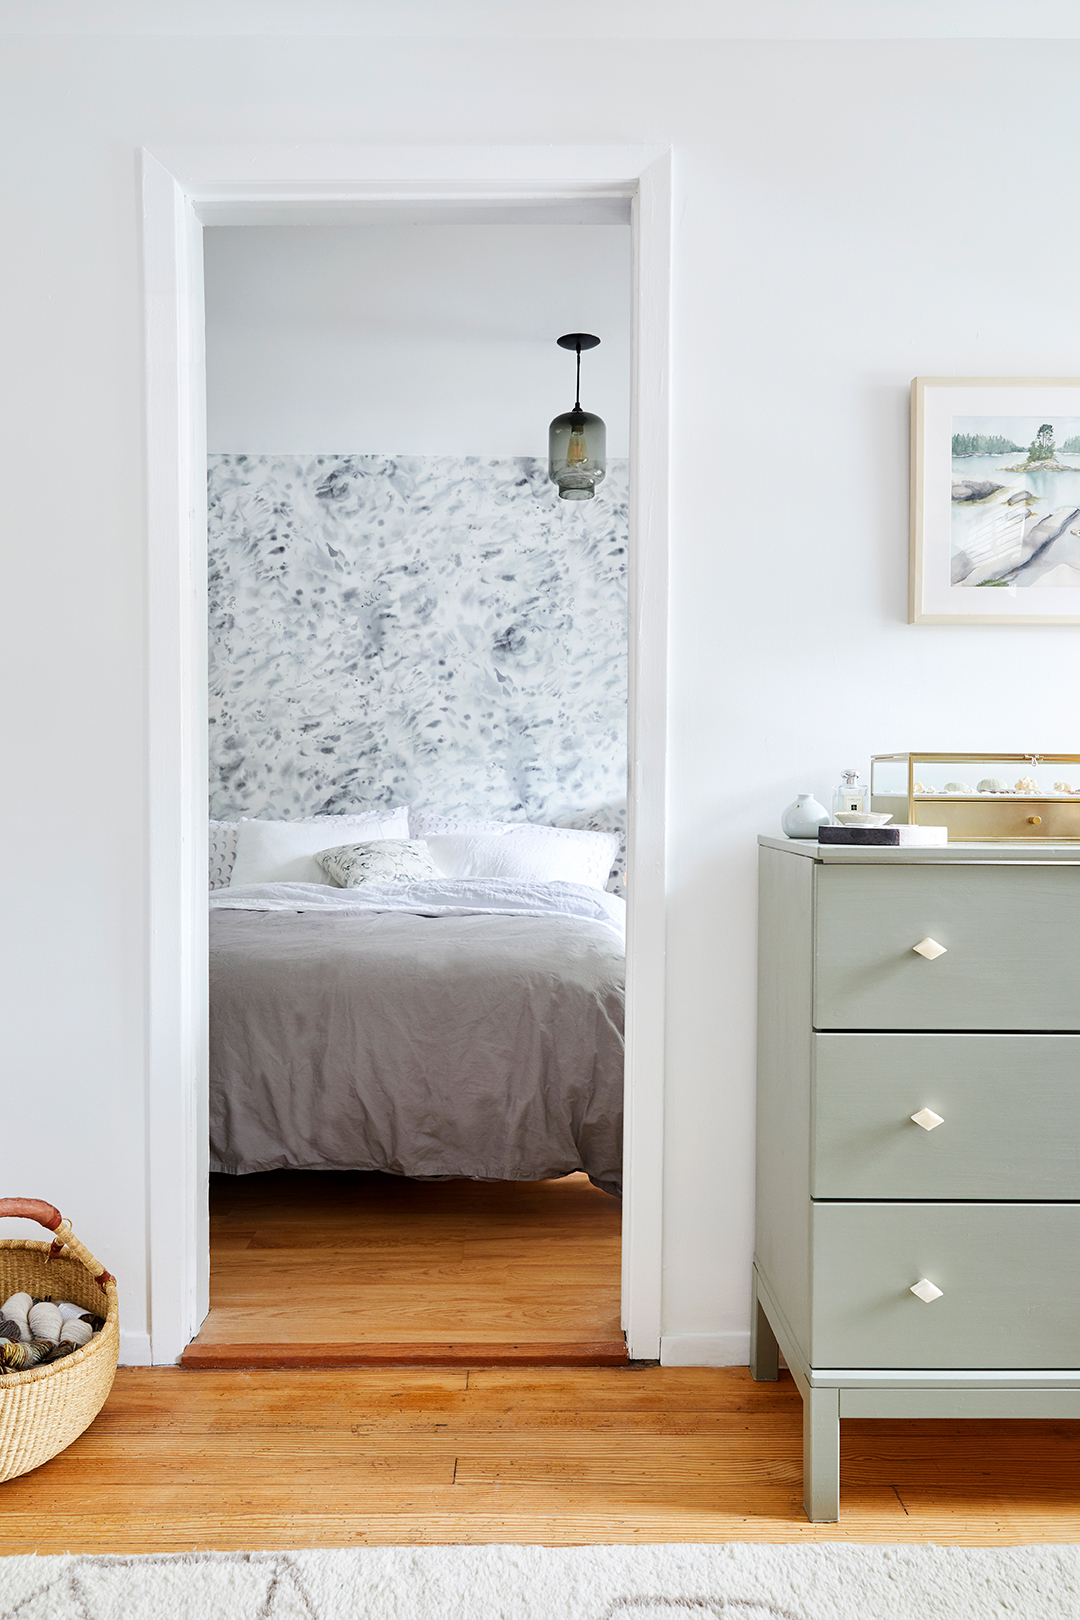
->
<box><xmin>871</xmin><ymin>753</ymin><xmax>1080</xmax><ymax>841</ymax></box>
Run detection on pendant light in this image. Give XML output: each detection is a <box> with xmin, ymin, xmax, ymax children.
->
<box><xmin>548</xmin><ymin>333</ymin><xmax>606</xmax><ymax>500</ymax></box>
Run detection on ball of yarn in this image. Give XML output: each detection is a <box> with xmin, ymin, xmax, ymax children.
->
<box><xmin>0</xmin><ymin>1317</ymin><xmax>21</xmax><ymax>1343</ymax></box>
<box><xmin>59</xmin><ymin>1318</ymin><xmax>93</xmax><ymax>1349</ymax></box>
<box><xmin>0</xmin><ymin>1340</ymin><xmax>37</xmax><ymax>1371</ymax></box>
<box><xmin>41</xmin><ymin>1341</ymin><xmax>79</xmax><ymax>1364</ymax></box>
<box><xmin>1</xmin><ymin>1293</ymin><xmax>32</xmax><ymax>1341</ymax></box>
<box><xmin>27</xmin><ymin>1302</ymin><xmax>62</xmax><ymax>1346</ymax></box>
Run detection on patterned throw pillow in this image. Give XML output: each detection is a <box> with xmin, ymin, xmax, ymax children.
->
<box><xmin>316</xmin><ymin>839</ymin><xmax>440</xmax><ymax>889</ymax></box>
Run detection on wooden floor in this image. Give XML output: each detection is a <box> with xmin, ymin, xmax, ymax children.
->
<box><xmin>6</xmin><ymin>1365</ymin><xmax>1080</xmax><ymax>1552</ymax></box>
<box><xmin>183</xmin><ymin>1170</ymin><xmax>626</xmax><ymax>1367</ymax></box>
<box><xmin>25</xmin><ymin>1175</ymin><xmax>1077</xmax><ymax>1550</ymax></box>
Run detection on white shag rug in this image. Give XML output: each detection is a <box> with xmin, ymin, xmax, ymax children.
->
<box><xmin>0</xmin><ymin>1544</ymin><xmax>1078</xmax><ymax>1620</ymax></box>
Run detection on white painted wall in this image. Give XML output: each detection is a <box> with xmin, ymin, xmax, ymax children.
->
<box><xmin>3</xmin><ymin>10</ymin><xmax>1080</xmax><ymax>1365</ymax></box>
<box><xmin>204</xmin><ymin>223</ymin><xmax>631</xmax><ymax>455</ymax></box>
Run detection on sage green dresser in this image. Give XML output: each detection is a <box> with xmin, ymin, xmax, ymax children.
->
<box><xmin>752</xmin><ymin>834</ymin><xmax>1080</xmax><ymax>1521</ymax></box>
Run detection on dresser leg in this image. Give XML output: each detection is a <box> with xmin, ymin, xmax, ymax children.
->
<box><xmin>749</xmin><ymin>1274</ymin><xmax>779</xmax><ymax>1381</ymax></box>
<box><xmin>802</xmin><ymin>1386</ymin><xmax>840</xmax><ymax>1522</ymax></box>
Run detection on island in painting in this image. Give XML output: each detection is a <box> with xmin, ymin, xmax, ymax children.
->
<box><xmin>951</xmin><ymin>416</ymin><xmax>1080</xmax><ymax>587</ymax></box>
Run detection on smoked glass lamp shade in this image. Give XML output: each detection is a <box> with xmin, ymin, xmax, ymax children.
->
<box><xmin>548</xmin><ymin>408</ymin><xmax>606</xmax><ymax>500</ymax></box>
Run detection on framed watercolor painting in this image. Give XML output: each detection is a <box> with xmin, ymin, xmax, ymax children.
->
<box><xmin>911</xmin><ymin>377</ymin><xmax>1080</xmax><ymax>624</ymax></box>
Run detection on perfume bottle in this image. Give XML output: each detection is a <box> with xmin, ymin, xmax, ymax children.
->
<box><xmin>832</xmin><ymin>769</ymin><xmax>866</xmax><ymax>816</ymax></box>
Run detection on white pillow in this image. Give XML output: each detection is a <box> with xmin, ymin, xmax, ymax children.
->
<box><xmin>211</xmin><ymin>811</ymin><xmax>402</xmax><ymax>889</ymax></box>
<box><xmin>209</xmin><ymin>821</ymin><xmax>239</xmax><ymax>891</ymax></box>
<box><xmin>425</xmin><ymin>827</ymin><xmax>619</xmax><ymax>890</ymax></box>
<box><xmin>412</xmin><ymin>810</ymin><xmax>626</xmax><ymax>891</ymax></box>
<box><xmin>229</xmin><ymin>808</ymin><xmax>410</xmax><ymax>886</ymax></box>
<box><xmin>559</xmin><ymin>807</ymin><xmax>627</xmax><ymax>894</ymax></box>
<box><xmin>408</xmin><ymin>812</ymin><xmax>515</xmax><ymax>839</ymax></box>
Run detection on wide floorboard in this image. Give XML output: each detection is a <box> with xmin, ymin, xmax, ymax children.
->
<box><xmin>183</xmin><ymin>1170</ymin><xmax>625</xmax><ymax>1366</ymax></box>
<box><xmin>4</xmin><ymin>1366</ymin><xmax>1080</xmax><ymax>1552</ymax></box>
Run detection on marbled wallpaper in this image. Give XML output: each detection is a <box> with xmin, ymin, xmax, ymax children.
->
<box><xmin>208</xmin><ymin>454</ymin><xmax>628</xmax><ymax>846</ymax></box>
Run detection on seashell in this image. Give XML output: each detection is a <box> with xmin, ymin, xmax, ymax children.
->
<box><xmin>0</xmin><ymin>1340</ymin><xmax>38</xmax><ymax>1371</ymax></box>
<box><xmin>27</xmin><ymin>1302</ymin><xmax>62</xmax><ymax>1346</ymax></box>
<box><xmin>912</xmin><ymin>782</ymin><xmax>926</xmax><ymax>793</ymax></box>
<box><xmin>59</xmin><ymin>1318</ymin><xmax>93</xmax><ymax>1349</ymax></box>
<box><xmin>942</xmin><ymin>782</ymin><xmax>972</xmax><ymax>793</ymax></box>
<box><xmin>1</xmin><ymin>1293</ymin><xmax>32</xmax><ymax>1341</ymax></box>
<box><xmin>977</xmin><ymin>778</ymin><xmax>1010</xmax><ymax>793</ymax></box>
<box><xmin>1015</xmin><ymin>776</ymin><xmax>1039</xmax><ymax>792</ymax></box>
<box><xmin>1054</xmin><ymin>782</ymin><xmax>1073</xmax><ymax>794</ymax></box>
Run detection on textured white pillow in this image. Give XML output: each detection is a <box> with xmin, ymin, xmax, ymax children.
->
<box><xmin>559</xmin><ymin>807</ymin><xmax>627</xmax><ymax>893</ymax></box>
<box><xmin>408</xmin><ymin>812</ymin><xmax>515</xmax><ymax>839</ymax></box>
<box><xmin>411</xmin><ymin>809</ymin><xmax>626</xmax><ymax>892</ymax></box>
<box><xmin>425</xmin><ymin>827</ymin><xmax>619</xmax><ymax>890</ymax></box>
<box><xmin>229</xmin><ymin>808</ymin><xmax>410</xmax><ymax>886</ymax></box>
<box><xmin>209</xmin><ymin>821</ymin><xmax>239</xmax><ymax>891</ymax></box>
<box><xmin>316</xmin><ymin>839</ymin><xmax>439</xmax><ymax>888</ymax></box>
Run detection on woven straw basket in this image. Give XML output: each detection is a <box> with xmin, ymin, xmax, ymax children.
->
<box><xmin>0</xmin><ymin>1197</ymin><xmax>119</xmax><ymax>1482</ymax></box>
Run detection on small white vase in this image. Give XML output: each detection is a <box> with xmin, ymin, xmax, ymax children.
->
<box><xmin>781</xmin><ymin>792</ymin><xmax>830</xmax><ymax>839</ymax></box>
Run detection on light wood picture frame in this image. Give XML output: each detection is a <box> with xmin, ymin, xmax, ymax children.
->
<box><xmin>911</xmin><ymin>376</ymin><xmax>1080</xmax><ymax>624</ymax></box>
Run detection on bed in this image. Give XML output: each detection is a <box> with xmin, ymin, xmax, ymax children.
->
<box><xmin>208</xmin><ymin>874</ymin><xmax>625</xmax><ymax>1196</ymax></box>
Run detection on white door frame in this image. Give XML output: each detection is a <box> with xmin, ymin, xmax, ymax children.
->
<box><xmin>142</xmin><ymin>143</ymin><xmax>672</xmax><ymax>1365</ymax></box>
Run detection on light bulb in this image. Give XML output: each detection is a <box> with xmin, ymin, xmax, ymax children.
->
<box><xmin>566</xmin><ymin>426</ymin><xmax>588</xmax><ymax>465</ymax></box>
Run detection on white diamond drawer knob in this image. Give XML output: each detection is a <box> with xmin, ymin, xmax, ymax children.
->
<box><xmin>912</xmin><ymin>937</ymin><xmax>947</xmax><ymax>960</ymax></box>
<box><xmin>910</xmin><ymin>1278</ymin><xmax>943</xmax><ymax>1303</ymax></box>
<box><xmin>910</xmin><ymin>1108</ymin><xmax>944</xmax><ymax>1131</ymax></box>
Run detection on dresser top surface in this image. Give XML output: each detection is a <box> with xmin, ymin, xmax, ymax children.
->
<box><xmin>758</xmin><ymin>834</ymin><xmax>1080</xmax><ymax>865</ymax></box>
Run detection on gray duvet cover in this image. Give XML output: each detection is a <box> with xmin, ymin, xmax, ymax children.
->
<box><xmin>209</xmin><ymin>908</ymin><xmax>624</xmax><ymax>1194</ymax></box>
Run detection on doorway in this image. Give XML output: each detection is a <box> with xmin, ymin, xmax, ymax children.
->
<box><xmin>187</xmin><ymin>211</ymin><xmax>632</xmax><ymax>1364</ymax></box>
<box><xmin>142</xmin><ymin>145</ymin><xmax>671</xmax><ymax>1366</ymax></box>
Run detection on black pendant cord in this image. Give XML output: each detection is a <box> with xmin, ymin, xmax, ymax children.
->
<box><xmin>557</xmin><ymin>332</ymin><xmax>599</xmax><ymax>417</ymax></box>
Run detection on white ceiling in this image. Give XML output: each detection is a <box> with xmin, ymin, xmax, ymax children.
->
<box><xmin>4</xmin><ymin>0</ymin><xmax>1079</xmax><ymax>37</ymax></box>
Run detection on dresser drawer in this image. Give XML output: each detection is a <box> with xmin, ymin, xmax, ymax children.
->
<box><xmin>812</xmin><ymin>1034</ymin><xmax>1080</xmax><ymax>1199</ymax></box>
<box><xmin>811</xmin><ymin>1202</ymin><xmax>1080</xmax><ymax>1369</ymax></box>
<box><xmin>814</xmin><ymin>864</ymin><xmax>1080</xmax><ymax>1030</ymax></box>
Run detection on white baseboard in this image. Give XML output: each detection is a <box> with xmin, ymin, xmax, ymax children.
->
<box><xmin>118</xmin><ymin>1329</ymin><xmax>154</xmax><ymax>1367</ymax></box>
<box><xmin>659</xmin><ymin>1331</ymin><xmax>750</xmax><ymax>1367</ymax></box>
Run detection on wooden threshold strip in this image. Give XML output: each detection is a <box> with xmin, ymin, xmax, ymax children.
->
<box><xmin>181</xmin><ymin>1339</ymin><xmax>628</xmax><ymax>1369</ymax></box>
